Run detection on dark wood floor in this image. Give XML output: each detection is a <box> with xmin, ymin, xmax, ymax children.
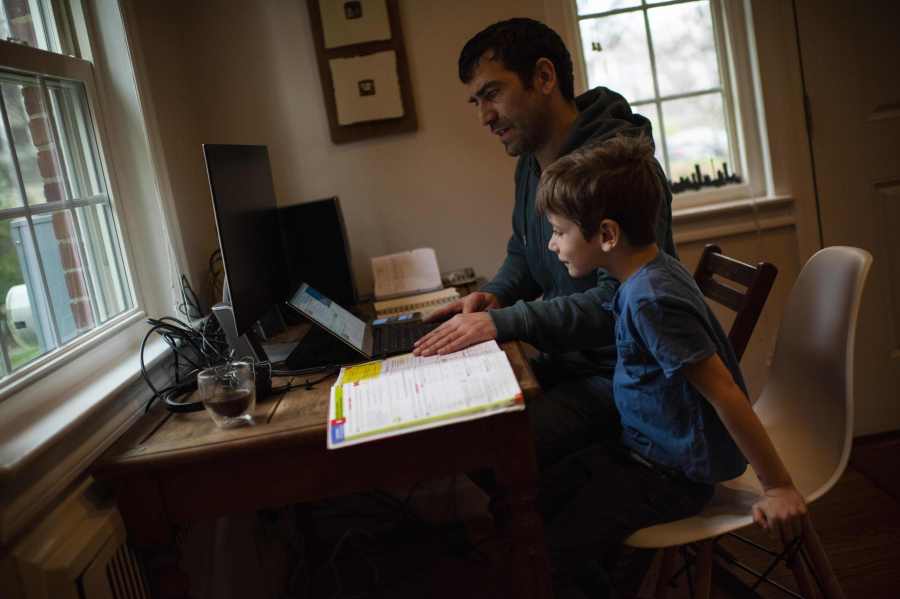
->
<box><xmin>286</xmin><ymin>436</ymin><xmax>900</xmax><ymax>598</ymax></box>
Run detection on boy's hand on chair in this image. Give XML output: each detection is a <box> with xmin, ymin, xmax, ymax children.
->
<box><xmin>752</xmin><ymin>484</ymin><xmax>807</xmax><ymax>542</ymax></box>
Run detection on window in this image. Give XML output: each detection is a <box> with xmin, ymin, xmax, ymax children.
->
<box><xmin>572</xmin><ymin>0</ymin><xmax>756</xmax><ymax>197</ymax></box>
<box><xmin>0</xmin><ymin>1</ymin><xmax>135</xmax><ymax>388</ymax></box>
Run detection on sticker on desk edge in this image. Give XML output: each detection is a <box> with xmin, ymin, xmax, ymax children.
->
<box><xmin>330</xmin><ymin>418</ymin><xmax>346</xmax><ymax>446</ymax></box>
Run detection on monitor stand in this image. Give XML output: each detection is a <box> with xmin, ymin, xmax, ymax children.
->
<box><xmin>279</xmin><ymin>323</ymin><xmax>362</xmax><ymax>370</ymax></box>
<box><xmin>212</xmin><ymin>301</ymin><xmax>359</xmax><ymax>371</ymax></box>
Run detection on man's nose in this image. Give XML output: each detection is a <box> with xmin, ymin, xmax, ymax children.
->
<box><xmin>479</xmin><ymin>103</ymin><xmax>496</xmax><ymax>128</ymax></box>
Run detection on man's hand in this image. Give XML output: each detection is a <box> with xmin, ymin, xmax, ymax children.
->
<box><xmin>424</xmin><ymin>291</ymin><xmax>502</xmax><ymax>323</ymax></box>
<box><xmin>752</xmin><ymin>485</ymin><xmax>807</xmax><ymax>541</ymax></box>
<box><xmin>413</xmin><ymin>312</ymin><xmax>498</xmax><ymax>356</ymax></box>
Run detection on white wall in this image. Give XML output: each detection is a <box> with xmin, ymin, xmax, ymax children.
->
<box><xmin>129</xmin><ymin>0</ymin><xmax>548</xmax><ymax>300</ymax></box>
<box><xmin>127</xmin><ymin>0</ymin><xmax>822</xmax><ymax>408</ymax></box>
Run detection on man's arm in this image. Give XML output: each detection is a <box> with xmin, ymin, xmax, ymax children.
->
<box><xmin>479</xmin><ymin>232</ymin><xmax>543</xmax><ymax>307</ymax></box>
<box><xmin>424</xmin><ymin>232</ymin><xmax>541</xmax><ymax>323</ymax></box>
<box><xmin>684</xmin><ymin>355</ymin><xmax>807</xmax><ymax>540</ymax></box>
<box><xmin>414</xmin><ymin>271</ymin><xmax>617</xmax><ymax>356</ymax></box>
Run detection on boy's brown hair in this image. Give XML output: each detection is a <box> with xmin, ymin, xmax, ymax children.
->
<box><xmin>537</xmin><ymin>134</ymin><xmax>662</xmax><ymax>244</ymax></box>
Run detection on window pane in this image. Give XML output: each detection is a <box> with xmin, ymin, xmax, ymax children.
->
<box><xmin>576</xmin><ymin>0</ymin><xmax>640</xmax><ymax>15</ymax></box>
<box><xmin>75</xmin><ymin>204</ymin><xmax>130</xmax><ymax>321</ymax></box>
<box><xmin>579</xmin><ymin>12</ymin><xmax>655</xmax><ymax>102</ymax></box>
<box><xmin>0</xmin><ymin>0</ymin><xmax>76</xmax><ymax>55</ymax></box>
<box><xmin>1</xmin><ymin>80</ymin><xmax>67</xmax><ymax>206</ymax></box>
<box><xmin>48</xmin><ymin>81</ymin><xmax>105</xmax><ymax>199</ymax></box>
<box><xmin>632</xmin><ymin>102</ymin><xmax>666</xmax><ymax>170</ymax></box>
<box><xmin>649</xmin><ymin>1</ymin><xmax>720</xmax><ymax>96</ymax></box>
<box><xmin>661</xmin><ymin>92</ymin><xmax>730</xmax><ymax>184</ymax></box>
<box><xmin>35</xmin><ymin>209</ymin><xmax>94</xmax><ymax>343</ymax></box>
<box><xmin>0</xmin><ymin>100</ymin><xmax>23</xmax><ymax>210</ymax></box>
<box><xmin>0</xmin><ymin>216</ymin><xmax>58</xmax><ymax>375</ymax></box>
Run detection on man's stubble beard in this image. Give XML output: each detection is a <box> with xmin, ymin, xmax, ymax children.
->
<box><xmin>504</xmin><ymin>107</ymin><xmax>550</xmax><ymax>158</ymax></box>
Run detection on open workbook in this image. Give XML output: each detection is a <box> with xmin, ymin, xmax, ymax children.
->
<box><xmin>327</xmin><ymin>341</ymin><xmax>524</xmax><ymax>449</ymax></box>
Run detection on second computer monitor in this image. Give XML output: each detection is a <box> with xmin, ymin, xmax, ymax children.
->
<box><xmin>279</xmin><ymin>198</ymin><xmax>357</xmax><ymax>308</ymax></box>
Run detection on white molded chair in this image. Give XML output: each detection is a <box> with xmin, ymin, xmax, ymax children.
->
<box><xmin>625</xmin><ymin>246</ymin><xmax>873</xmax><ymax>599</ymax></box>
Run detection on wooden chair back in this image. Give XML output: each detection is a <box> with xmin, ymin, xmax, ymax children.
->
<box><xmin>693</xmin><ymin>244</ymin><xmax>778</xmax><ymax>360</ymax></box>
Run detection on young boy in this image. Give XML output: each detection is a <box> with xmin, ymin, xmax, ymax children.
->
<box><xmin>535</xmin><ymin>135</ymin><xmax>806</xmax><ymax>598</ymax></box>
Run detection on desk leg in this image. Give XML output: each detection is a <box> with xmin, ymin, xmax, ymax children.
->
<box><xmin>492</xmin><ymin>415</ymin><xmax>554</xmax><ymax>599</ymax></box>
<box><xmin>114</xmin><ymin>476</ymin><xmax>191</xmax><ymax>599</ymax></box>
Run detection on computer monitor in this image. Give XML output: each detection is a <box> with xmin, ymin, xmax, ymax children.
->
<box><xmin>278</xmin><ymin>197</ymin><xmax>357</xmax><ymax>308</ymax></box>
<box><xmin>203</xmin><ymin>144</ymin><xmax>287</xmax><ymax>335</ymax></box>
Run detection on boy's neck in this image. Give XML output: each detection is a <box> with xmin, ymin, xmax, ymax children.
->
<box><xmin>608</xmin><ymin>244</ymin><xmax>660</xmax><ymax>283</ymax></box>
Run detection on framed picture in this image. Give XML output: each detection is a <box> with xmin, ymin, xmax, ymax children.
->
<box><xmin>329</xmin><ymin>51</ymin><xmax>404</xmax><ymax>125</ymax></box>
<box><xmin>308</xmin><ymin>0</ymin><xmax>417</xmax><ymax>144</ymax></box>
<box><xmin>319</xmin><ymin>0</ymin><xmax>391</xmax><ymax>49</ymax></box>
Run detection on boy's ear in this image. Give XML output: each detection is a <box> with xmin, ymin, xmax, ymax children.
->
<box><xmin>596</xmin><ymin>219</ymin><xmax>621</xmax><ymax>252</ymax></box>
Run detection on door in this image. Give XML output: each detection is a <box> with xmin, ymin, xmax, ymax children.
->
<box><xmin>794</xmin><ymin>0</ymin><xmax>900</xmax><ymax>434</ymax></box>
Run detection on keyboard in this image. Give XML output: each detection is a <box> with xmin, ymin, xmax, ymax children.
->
<box><xmin>373</xmin><ymin>320</ymin><xmax>439</xmax><ymax>356</ymax></box>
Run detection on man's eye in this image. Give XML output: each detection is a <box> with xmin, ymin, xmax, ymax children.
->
<box><xmin>485</xmin><ymin>89</ymin><xmax>498</xmax><ymax>101</ymax></box>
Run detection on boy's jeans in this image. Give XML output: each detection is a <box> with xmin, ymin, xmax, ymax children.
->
<box><xmin>538</xmin><ymin>442</ymin><xmax>715</xmax><ymax>598</ymax></box>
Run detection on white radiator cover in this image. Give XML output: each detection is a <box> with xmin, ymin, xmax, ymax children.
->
<box><xmin>8</xmin><ymin>478</ymin><xmax>149</xmax><ymax>599</ymax></box>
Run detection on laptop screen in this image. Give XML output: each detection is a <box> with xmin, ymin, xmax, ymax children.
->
<box><xmin>288</xmin><ymin>284</ymin><xmax>366</xmax><ymax>351</ymax></box>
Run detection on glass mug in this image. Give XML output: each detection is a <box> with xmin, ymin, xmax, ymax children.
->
<box><xmin>198</xmin><ymin>359</ymin><xmax>256</xmax><ymax>428</ymax></box>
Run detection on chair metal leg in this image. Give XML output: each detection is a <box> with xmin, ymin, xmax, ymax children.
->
<box><xmin>636</xmin><ymin>550</ymin><xmax>663</xmax><ymax>599</ymax></box>
<box><xmin>655</xmin><ymin>547</ymin><xmax>678</xmax><ymax>599</ymax></box>
<box><xmin>693</xmin><ymin>540</ymin><xmax>714</xmax><ymax>599</ymax></box>
<box><xmin>801</xmin><ymin>516</ymin><xmax>845</xmax><ymax>599</ymax></box>
<box><xmin>784</xmin><ymin>536</ymin><xmax>817</xmax><ymax>599</ymax></box>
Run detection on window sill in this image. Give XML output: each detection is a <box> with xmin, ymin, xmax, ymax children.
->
<box><xmin>672</xmin><ymin>195</ymin><xmax>795</xmax><ymax>245</ymax></box>
<box><xmin>0</xmin><ymin>324</ymin><xmax>169</xmax><ymax>544</ymax></box>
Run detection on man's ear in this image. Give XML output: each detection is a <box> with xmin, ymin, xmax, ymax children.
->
<box><xmin>533</xmin><ymin>57</ymin><xmax>558</xmax><ymax>95</ymax></box>
<box><xmin>596</xmin><ymin>219</ymin><xmax>621</xmax><ymax>252</ymax></box>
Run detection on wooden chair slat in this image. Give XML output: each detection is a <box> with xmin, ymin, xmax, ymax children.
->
<box><xmin>697</xmin><ymin>279</ymin><xmax>746</xmax><ymax>311</ymax></box>
<box><xmin>693</xmin><ymin>244</ymin><xmax>778</xmax><ymax>360</ymax></box>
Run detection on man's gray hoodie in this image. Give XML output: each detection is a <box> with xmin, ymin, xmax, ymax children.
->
<box><xmin>482</xmin><ymin>86</ymin><xmax>676</xmax><ymax>376</ymax></box>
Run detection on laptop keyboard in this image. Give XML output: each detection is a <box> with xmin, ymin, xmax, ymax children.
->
<box><xmin>374</xmin><ymin>321</ymin><xmax>439</xmax><ymax>355</ymax></box>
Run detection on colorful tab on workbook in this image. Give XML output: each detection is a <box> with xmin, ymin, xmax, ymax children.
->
<box><xmin>330</xmin><ymin>420</ymin><xmax>345</xmax><ymax>445</ymax></box>
<box><xmin>341</xmin><ymin>361</ymin><xmax>382</xmax><ymax>384</ymax></box>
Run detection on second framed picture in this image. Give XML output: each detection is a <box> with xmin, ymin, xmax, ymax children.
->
<box><xmin>308</xmin><ymin>0</ymin><xmax>417</xmax><ymax>144</ymax></box>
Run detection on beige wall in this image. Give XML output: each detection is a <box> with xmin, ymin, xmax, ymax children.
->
<box><xmin>127</xmin><ymin>0</ymin><xmax>816</xmax><ymax>407</ymax></box>
<box><xmin>128</xmin><ymin>0</ymin><xmax>548</xmax><ymax>300</ymax></box>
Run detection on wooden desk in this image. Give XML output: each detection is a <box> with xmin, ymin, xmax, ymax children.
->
<box><xmin>94</xmin><ymin>341</ymin><xmax>552</xmax><ymax>599</ymax></box>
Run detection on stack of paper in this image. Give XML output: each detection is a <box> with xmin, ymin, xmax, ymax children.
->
<box><xmin>327</xmin><ymin>341</ymin><xmax>524</xmax><ymax>449</ymax></box>
<box><xmin>374</xmin><ymin>287</ymin><xmax>460</xmax><ymax>320</ymax></box>
<box><xmin>371</xmin><ymin>248</ymin><xmax>443</xmax><ymax>301</ymax></box>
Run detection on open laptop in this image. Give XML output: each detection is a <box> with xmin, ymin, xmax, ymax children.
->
<box><xmin>286</xmin><ymin>283</ymin><xmax>439</xmax><ymax>359</ymax></box>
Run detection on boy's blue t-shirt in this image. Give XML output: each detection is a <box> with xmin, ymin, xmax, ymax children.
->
<box><xmin>609</xmin><ymin>252</ymin><xmax>748</xmax><ymax>484</ymax></box>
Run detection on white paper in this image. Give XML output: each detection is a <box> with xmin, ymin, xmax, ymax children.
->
<box><xmin>329</xmin><ymin>51</ymin><xmax>404</xmax><ymax>126</ymax></box>
<box><xmin>319</xmin><ymin>0</ymin><xmax>391</xmax><ymax>49</ymax></box>
<box><xmin>371</xmin><ymin>248</ymin><xmax>443</xmax><ymax>300</ymax></box>
<box><xmin>327</xmin><ymin>341</ymin><xmax>524</xmax><ymax>449</ymax></box>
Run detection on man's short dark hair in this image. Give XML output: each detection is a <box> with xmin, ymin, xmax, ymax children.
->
<box><xmin>458</xmin><ymin>18</ymin><xmax>575</xmax><ymax>102</ymax></box>
<box><xmin>537</xmin><ymin>135</ymin><xmax>662</xmax><ymax>245</ymax></box>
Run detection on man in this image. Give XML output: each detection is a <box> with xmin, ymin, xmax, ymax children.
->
<box><xmin>413</xmin><ymin>18</ymin><xmax>676</xmax><ymax>471</ymax></box>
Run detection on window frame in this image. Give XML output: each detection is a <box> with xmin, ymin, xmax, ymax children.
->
<box><xmin>565</xmin><ymin>0</ymin><xmax>768</xmax><ymax>207</ymax></box>
<box><xmin>0</xmin><ymin>0</ymin><xmax>190</xmax><ymax>543</ymax></box>
<box><xmin>0</xmin><ymin>37</ymin><xmax>143</xmax><ymax>399</ymax></box>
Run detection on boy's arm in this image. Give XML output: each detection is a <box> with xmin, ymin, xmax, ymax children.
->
<box><xmin>683</xmin><ymin>355</ymin><xmax>807</xmax><ymax>541</ymax></box>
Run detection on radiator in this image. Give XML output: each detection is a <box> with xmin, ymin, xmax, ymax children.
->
<box><xmin>10</xmin><ymin>479</ymin><xmax>151</xmax><ymax>599</ymax></box>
